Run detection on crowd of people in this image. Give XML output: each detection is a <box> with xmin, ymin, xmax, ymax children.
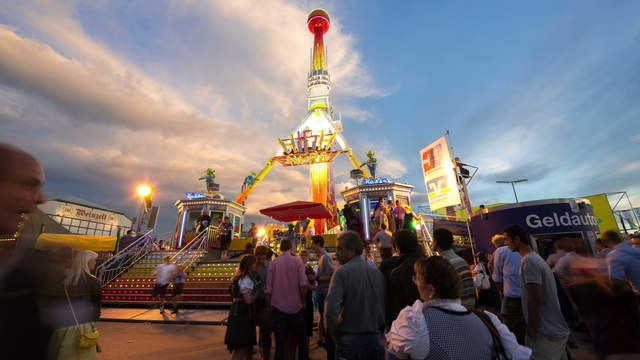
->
<box><xmin>483</xmin><ymin>227</ymin><xmax>640</xmax><ymax>358</ymax></box>
<box><xmin>224</xmin><ymin>226</ymin><xmax>529</xmax><ymax>360</ymax></box>
<box><xmin>2</xmin><ymin>142</ymin><xmax>640</xmax><ymax>360</ymax></box>
<box><xmin>224</xmin><ymin>219</ymin><xmax>640</xmax><ymax>360</ymax></box>
<box><xmin>342</xmin><ymin>198</ymin><xmax>415</xmax><ymax>241</ymax></box>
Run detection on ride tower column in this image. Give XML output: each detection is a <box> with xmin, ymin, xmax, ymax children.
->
<box><xmin>307</xmin><ymin>9</ymin><xmax>338</xmax><ymax>234</ymax></box>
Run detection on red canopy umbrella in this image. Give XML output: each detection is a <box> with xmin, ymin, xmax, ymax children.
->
<box><xmin>259</xmin><ymin>200</ymin><xmax>332</xmax><ymax>222</ymax></box>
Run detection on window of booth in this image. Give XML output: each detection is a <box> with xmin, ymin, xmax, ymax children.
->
<box><xmin>531</xmin><ymin>232</ymin><xmax>587</xmax><ymax>260</ymax></box>
<box><xmin>233</xmin><ymin>215</ymin><xmax>241</xmax><ymax>236</ymax></box>
<box><xmin>186</xmin><ymin>210</ymin><xmax>201</xmax><ymax>232</ymax></box>
<box><xmin>396</xmin><ymin>196</ymin><xmax>410</xmax><ymax>206</ymax></box>
<box><xmin>210</xmin><ymin>211</ymin><xmax>224</xmax><ymax>226</ymax></box>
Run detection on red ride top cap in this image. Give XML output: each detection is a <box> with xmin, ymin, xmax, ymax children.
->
<box><xmin>307</xmin><ymin>9</ymin><xmax>330</xmax><ymax>34</ymax></box>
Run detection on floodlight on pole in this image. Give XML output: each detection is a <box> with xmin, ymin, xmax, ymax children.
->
<box><xmin>135</xmin><ymin>184</ymin><xmax>154</xmax><ymax>232</ymax></box>
<box><xmin>496</xmin><ymin>179</ymin><xmax>528</xmax><ymax>203</ymax></box>
<box><xmin>136</xmin><ymin>184</ymin><xmax>152</xmax><ymax>197</ymax></box>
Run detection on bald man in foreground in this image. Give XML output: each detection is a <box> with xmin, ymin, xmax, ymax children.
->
<box><xmin>0</xmin><ymin>143</ymin><xmax>49</xmax><ymax>358</ymax></box>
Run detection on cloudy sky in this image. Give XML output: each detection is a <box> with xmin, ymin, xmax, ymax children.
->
<box><xmin>1</xmin><ymin>0</ymin><xmax>639</xmax><ymax>232</ymax></box>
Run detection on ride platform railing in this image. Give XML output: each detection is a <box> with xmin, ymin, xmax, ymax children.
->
<box><xmin>96</xmin><ymin>229</ymin><xmax>155</xmax><ymax>287</ymax></box>
<box><xmin>170</xmin><ymin>225</ymin><xmax>218</xmax><ymax>270</ymax></box>
<box><xmin>414</xmin><ymin>212</ymin><xmax>436</xmax><ymax>256</ymax></box>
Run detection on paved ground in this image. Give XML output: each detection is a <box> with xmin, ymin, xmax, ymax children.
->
<box><xmin>100</xmin><ymin>307</ymin><xmax>228</xmax><ymax>324</ymax></box>
<box><xmin>97</xmin><ymin>321</ymin><xmax>328</xmax><ymax>360</ymax></box>
<box><xmin>96</xmin><ymin>309</ymin><xmax>606</xmax><ymax>360</ymax></box>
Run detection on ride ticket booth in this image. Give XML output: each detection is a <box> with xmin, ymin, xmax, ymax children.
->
<box><xmin>471</xmin><ymin>198</ymin><xmax>600</xmax><ymax>258</ymax></box>
<box><xmin>174</xmin><ymin>191</ymin><xmax>246</xmax><ymax>248</ymax></box>
<box><xmin>341</xmin><ymin>177</ymin><xmax>414</xmax><ymax>241</ymax></box>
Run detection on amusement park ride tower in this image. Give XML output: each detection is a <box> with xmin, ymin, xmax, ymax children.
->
<box><xmin>236</xmin><ymin>9</ymin><xmax>369</xmax><ymax>234</ymax></box>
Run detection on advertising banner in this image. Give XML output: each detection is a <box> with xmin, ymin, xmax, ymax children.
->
<box><xmin>419</xmin><ymin>136</ymin><xmax>461</xmax><ymax>211</ymax></box>
<box><xmin>584</xmin><ymin>194</ymin><xmax>619</xmax><ymax>233</ymax></box>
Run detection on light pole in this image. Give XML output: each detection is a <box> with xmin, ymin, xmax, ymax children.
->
<box><xmin>136</xmin><ymin>184</ymin><xmax>153</xmax><ymax>232</ymax></box>
<box><xmin>496</xmin><ymin>179</ymin><xmax>528</xmax><ymax>203</ymax></box>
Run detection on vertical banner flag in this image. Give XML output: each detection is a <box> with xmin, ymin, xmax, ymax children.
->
<box><xmin>420</xmin><ymin>136</ymin><xmax>461</xmax><ymax>211</ymax></box>
<box><xmin>584</xmin><ymin>194</ymin><xmax>619</xmax><ymax>233</ymax></box>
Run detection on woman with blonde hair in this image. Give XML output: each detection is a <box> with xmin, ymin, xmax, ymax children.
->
<box><xmin>46</xmin><ymin>250</ymin><xmax>102</xmax><ymax>360</ymax></box>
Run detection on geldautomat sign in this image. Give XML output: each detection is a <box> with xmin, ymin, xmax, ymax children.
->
<box><xmin>470</xmin><ymin>199</ymin><xmax>599</xmax><ymax>253</ymax></box>
<box><xmin>525</xmin><ymin>212</ymin><xmax>598</xmax><ymax>229</ymax></box>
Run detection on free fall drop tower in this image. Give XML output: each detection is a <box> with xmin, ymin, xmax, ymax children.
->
<box><xmin>236</xmin><ymin>9</ymin><xmax>369</xmax><ymax>234</ymax></box>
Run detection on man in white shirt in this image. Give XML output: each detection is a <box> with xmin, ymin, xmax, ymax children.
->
<box><xmin>151</xmin><ymin>255</ymin><xmax>177</xmax><ymax>313</ymax></box>
<box><xmin>373</xmin><ymin>223</ymin><xmax>393</xmax><ymax>260</ymax></box>
<box><xmin>491</xmin><ymin>234</ymin><xmax>525</xmax><ymax>344</ymax></box>
<box><xmin>504</xmin><ymin>225</ymin><xmax>569</xmax><ymax>359</ymax></box>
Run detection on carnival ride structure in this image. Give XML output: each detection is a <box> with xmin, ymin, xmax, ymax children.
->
<box><xmin>235</xmin><ymin>9</ymin><xmax>369</xmax><ymax>234</ymax></box>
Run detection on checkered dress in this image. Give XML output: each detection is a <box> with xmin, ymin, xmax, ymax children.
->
<box><xmin>423</xmin><ymin>306</ymin><xmax>493</xmax><ymax>360</ymax></box>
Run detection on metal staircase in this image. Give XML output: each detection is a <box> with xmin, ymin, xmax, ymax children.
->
<box><xmin>96</xmin><ymin>229</ymin><xmax>155</xmax><ymax>287</ymax></box>
<box><xmin>101</xmin><ymin>226</ymin><xmax>240</xmax><ymax>306</ymax></box>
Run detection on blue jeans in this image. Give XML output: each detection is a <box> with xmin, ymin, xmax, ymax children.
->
<box><xmin>336</xmin><ymin>333</ymin><xmax>384</xmax><ymax>360</ymax></box>
<box><xmin>273</xmin><ymin>308</ymin><xmax>308</xmax><ymax>360</ymax></box>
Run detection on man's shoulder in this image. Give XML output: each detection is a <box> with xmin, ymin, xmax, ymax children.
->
<box><xmin>494</xmin><ymin>246</ymin><xmax>509</xmax><ymax>256</ymax></box>
<box><xmin>367</xmin><ymin>265</ymin><xmax>386</xmax><ymax>283</ymax></box>
<box><xmin>523</xmin><ymin>251</ymin><xmax>544</xmax><ymax>262</ymax></box>
<box><xmin>380</xmin><ymin>256</ymin><xmax>400</xmax><ymax>269</ymax></box>
<box><xmin>390</xmin><ymin>256</ymin><xmax>420</xmax><ymax>277</ymax></box>
<box><xmin>522</xmin><ymin>253</ymin><xmax>548</xmax><ymax>271</ymax></box>
<box><xmin>280</xmin><ymin>254</ymin><xmax>304</xmax><ymax>267</ymax></box>
<box><xmin>269</xmin><ymin>256</ymin><xmax>283</xmax><ymax>266</ymax></box>
<box><xmin>444</xmin><ymin>250</ymin><xmax>465</xmax><ymax>263</ymax></box>
<box><xmin>333</xmin><ymin>264</ymin><xmax>348</xmax><ymax>278</ymax></box>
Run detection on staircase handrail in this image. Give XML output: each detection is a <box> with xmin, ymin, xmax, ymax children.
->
<box><xmin>98</xmin><ymin>229</ymin><xmax>154</xmax><ymax>269</ymax></box>
<box><xmin>414</xmin><ymin>212</ymin><xmax>436</xmax><ymax>256</ymax></box>
<box><xmin>96</xmin><ymin>229</ymin><xmax>155</xmax><ymax>287</ymax></box>
<box><xmin>170</xmin><ymin>225</ymin><xmax>218</xmax><ymax>270</ymax></box>
<box><xmin>169</xmin><ymin>226</ymin><xmax>208</xmax><ymax>262</ymax></box>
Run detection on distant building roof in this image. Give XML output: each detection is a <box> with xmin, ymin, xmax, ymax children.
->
<box><xmin>49</xmin><ymin>196</ymin><xmax>127</xmax><ymax>216</ymax></box>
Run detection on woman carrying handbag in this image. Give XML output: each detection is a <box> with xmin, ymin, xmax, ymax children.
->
<box><xmin>473</xmin><ymin>252</ymin><xmax>501</xmax><ymax>313</ymax></box>
<box><xmin>46</xmin><ymin>250</ymin><xmax>102</xmax><ymax>360</ymax></box>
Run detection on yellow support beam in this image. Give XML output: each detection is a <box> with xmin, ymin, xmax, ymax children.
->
<box><xmin>235</xmin><ymin>158</ymin><xmax>277</xmax><ymax>204</ymax></box>
<box><xmin>344</xmin><ymin>149</ymin><xmax>371</xmax><ymax>178</ymax></box>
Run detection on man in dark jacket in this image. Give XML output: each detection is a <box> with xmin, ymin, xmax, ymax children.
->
<box><xmin>0</xmin><ymin>143</ymin><xmax>49</xmax><ymax>359</ymax></box>
<box><xmin>386</xmin><ymin>230</ymin><xmax>425</xmax><ymax>326</ymax></box>
<box><xmin>117</xmin><ymin>229</ymin><xmax>137</xmax><ymax>252</ymax></box>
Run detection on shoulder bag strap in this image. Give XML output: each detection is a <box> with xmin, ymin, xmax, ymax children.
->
<box><xmin>469</xmin><ymin>308</ymin><xmax>507</xmax><ymax>359</ymax></box>
<box><xmin>64</xmin><ymin>286</ymin><xmax>82</xmax><ymax>330</ymax></box>
<box><xmin>481</xmin><ymin>263</ymin><xmax>490</xmax><ymax>287</ymax></box>
<box><xmin>65</xmin><ymin>285</ymin><xmax>96</xmax><ymax>332</ymax></box>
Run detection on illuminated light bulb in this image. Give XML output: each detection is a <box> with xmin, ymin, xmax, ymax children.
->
<box><xmin>136</xmin><ymin>184</ymin><xmax>152</xmax><ymax>197</ymax></box>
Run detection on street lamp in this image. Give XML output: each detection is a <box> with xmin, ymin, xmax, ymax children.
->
<box><xmin>496</xmin><ymin>179</ymin><xmax>528</xmax><ymax>203</ymax></box>
<box><xmin>136</xmin><ymin>184</ymin><xmax>152</xmax><ymax>197</ymax></box>
<box><xmin>135</xmin><ymin>184</ymin><xmax>154</xmax><ymax>231</ymax></box>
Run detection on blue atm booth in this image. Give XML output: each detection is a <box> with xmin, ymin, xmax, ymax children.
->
<box><xmin>471</xmin><ymin>198</ymin><xmax>600</xmax><ymax>259</ymax></box>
